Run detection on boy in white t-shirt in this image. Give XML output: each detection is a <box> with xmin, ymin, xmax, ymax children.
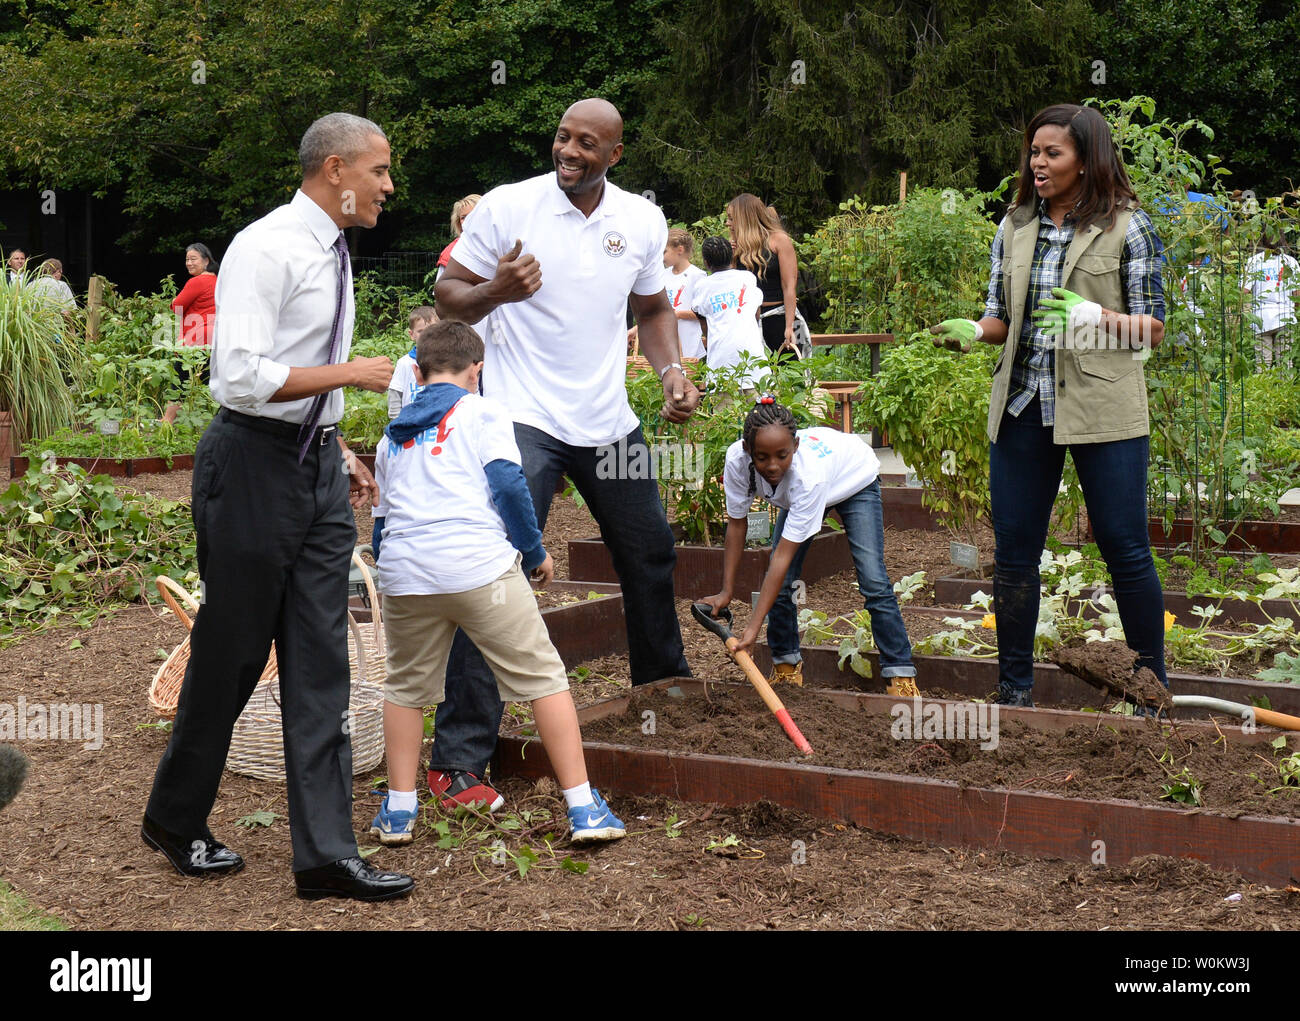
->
<box><xmin>699</xmin><ymin>396</ymin><xmax>916</xmax><ymax>693</ymax></box>
<box><xmin>372</xmin><ymin>306</ymin><xmax>437</xmax><ymax>560</ymax></box>
<box><xmin>692</xmin><ymin>236</ymin><xmax>769</xmax><ymax>393</ymax></box>
<box><xmin>664</xmin><ymin>227</ymin><xmax>706</xmax><ymax>359</ymax></box>
<box><xmin>370</xmin><ymin>320</ymin><xmax>625</xmax><ymax>845</ymax></box>
<box><xmin>387</xmin><ymin>305</ymin><xmax>438</xmax><ymax>418</ymax></box>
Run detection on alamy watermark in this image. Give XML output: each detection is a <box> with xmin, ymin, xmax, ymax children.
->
<box><xmin>595</xmin><ymin>435</ymin><xmax>707</xmax><ymax>483</ymax></box>
<box><xmin>890</xmin><ymin>696</ymin><xmax>999</xmax><ymax>751</ymax></box>
<box><xmin>0</xmin><ymin>697</ymin><xmax>104</xmax><ymax>751</ymax></box>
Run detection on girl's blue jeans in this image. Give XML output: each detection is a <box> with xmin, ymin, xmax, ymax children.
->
<box><xmin>766</xmin><ymin>479</ymin><xmax>917</xmax><ymax>678</ymax></box>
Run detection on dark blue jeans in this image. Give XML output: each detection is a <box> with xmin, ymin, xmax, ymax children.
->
<box><xmin>990</xmin><ymin>396</ymin><xmax>1167</xmax><ymax>692</ymax></box>
<box><xmin>766</xmin><ymin>479</ymin><xmax>915</xmax><ymax>677</ymax></box>
<box><xmin>429</xmin><ymin>423</ymin><xmax>690</xmax><ymax>777</ymax></box>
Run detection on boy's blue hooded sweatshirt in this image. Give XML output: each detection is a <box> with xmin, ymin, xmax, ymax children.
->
<box><xmin>385</xmin><ymin>382</ymin><xmax>546</xmax><ymax>572</ymax></box>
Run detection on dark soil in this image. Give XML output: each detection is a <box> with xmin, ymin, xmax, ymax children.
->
<box><xmin>1052</xmin><ymin>643</ymin><xmax>1173</xmax><ymax>710</ymax></box>
<box><xmin>579</xmin><ymin>683</ymin><xmax>1300</xmax><ymax>819</ymax></box>
<box><xmin>4</xmin><ymin>468</ymin><xmax>1300</xmax><ymax>929</ymax></box>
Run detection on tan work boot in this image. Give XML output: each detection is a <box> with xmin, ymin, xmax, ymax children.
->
<box><xmin>767</xmin><ymin>662</ymin><xmax>803</xmax><ymax>687</ymax></box>
<box><xmin>885</xmin><ymin>677</ymin><xmax>920</xmax><ymax>697</ymax></box>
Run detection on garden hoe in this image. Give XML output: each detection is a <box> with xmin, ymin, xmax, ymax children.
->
<box><xmin>691</xmin><ymin>602</ymin><xmax>814</xmax><ymax>756</ymax></box>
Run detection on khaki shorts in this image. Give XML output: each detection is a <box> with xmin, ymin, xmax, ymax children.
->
<box><xmin>382</xmin><ymin>558</ymin><xmax>570</xmax><ymax>708</ymax></box>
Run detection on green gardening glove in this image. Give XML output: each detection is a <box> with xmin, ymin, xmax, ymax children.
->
<box><xmin>1031</xmin><ymin>287</ymin><xmax>1102</xmax><ymax>339</ymax></box>
<box><xmin>929</xmin><ymin>319</ymin><xmax>982</xmax><ymax>353</ymax></box>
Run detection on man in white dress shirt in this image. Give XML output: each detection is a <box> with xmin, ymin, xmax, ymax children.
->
<box><xmin>142</xmin><ymin>113</ymin><xmax>413</xmax><ymax>902</ymax></box>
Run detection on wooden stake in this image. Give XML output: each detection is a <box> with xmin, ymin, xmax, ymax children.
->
<box><xmin>86</xmin><ymin>275</ymin><xmax>104</xmax><ymax>342</ymax></box>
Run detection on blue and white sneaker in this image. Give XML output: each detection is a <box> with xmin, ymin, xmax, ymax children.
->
<box><xmin>568</xmin><ymin>789</ymin><xmax>626</xmax><ymax>843</ymax></box>
<box><xmin>369</xmin><ymin>795</ymin><xmax>418</xmax><ymax>846</ymax></box>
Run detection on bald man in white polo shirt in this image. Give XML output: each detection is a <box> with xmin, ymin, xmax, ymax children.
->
<box><xmin>428</xmin><ymin>98</ymin><xmax>699</xmax><ymax>810</ymax></box>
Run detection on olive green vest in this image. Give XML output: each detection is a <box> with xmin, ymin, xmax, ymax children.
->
<box><xmin>987</xmin><ymin>202</ymin><xmax>1150</xmax><ymax>444</ymax></box>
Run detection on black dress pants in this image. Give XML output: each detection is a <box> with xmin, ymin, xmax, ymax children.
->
<box><xmin>146</xmin><ymin>409</ymin><xmax>358</xmax><ymax>871</ymax></box>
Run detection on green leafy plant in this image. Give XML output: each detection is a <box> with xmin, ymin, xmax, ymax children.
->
<box><xmin>23</xmin><ymin>420</ymin><xmax>205</xmax><ymax>461</ymax></box>
<box><xmin>0</xmin><ymin>265</ymin><xmax>86</xmax><ymax>447</ymax></box>
<box><xmin>625</xmin><ymin>350</ymin><xmax>836</xmax><ymax>545</ymax></box>
<box><xmin>0</xmin><ymin>464</ymin><xmax>197</xmax><ymax>645</ymax></box>
<box><xmin>1156</xmin><ymin>763</ymin><xmax>1204</xmax><ymax>806</ymax></box>
<box><xmin>861</xmin><ymin>338</ymin><xmax>995</xmax><ymax>550</ymax></box>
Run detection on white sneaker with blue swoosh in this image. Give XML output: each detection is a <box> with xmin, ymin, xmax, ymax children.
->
<box><xmin>567</xmin><ymin>789</ymin><xmax>626</xmax><ymax>843</ymax></box>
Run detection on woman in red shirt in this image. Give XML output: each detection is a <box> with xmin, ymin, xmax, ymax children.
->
<box><xmin>171</xmin><ymin>243</ymin><xmax>218</xmax><ymax>346</ymax></box>
<box><xmin>162</xmin><ymin>243</ymin><xmax>218</xmax><ymax>423</ymax></box>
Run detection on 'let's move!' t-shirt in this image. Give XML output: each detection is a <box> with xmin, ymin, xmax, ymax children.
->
<box><xmin>376</xmin><ymin>393</ymin><xmax>525</xmax><ymax>595</ymax></box>
<box><xmin>724</xmin><ymin>428</ymin><xmax>880</xmax><ymax>544</ymax></box>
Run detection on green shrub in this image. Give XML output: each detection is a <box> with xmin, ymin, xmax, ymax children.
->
<box><xmin>0</xmin><ymin>267</ymin><xmax>85</xmax><ymax>447</ymax></box>
<box><xmin>625</xmin><ymin>351</ymin><xmax>837</xmax><ymax>545</ymax></box>
<box><xmin>0</xmin><ymin>464</ymin><xmax>196</xmax><ymax>645</ymax></box>
<box><xmin>862</xmin><ymin>338</ymin><xmax>994</xmax><ymax>547</ymax></box>
<box><xmin>799</xmin><ymin>186</ymin><xmax>1002</xmax><ymax>379</ymax></box>
<box><xmin>21</xmin><ymin>420</ymin><xmax>205</xmax><ymax>461</ymax></box>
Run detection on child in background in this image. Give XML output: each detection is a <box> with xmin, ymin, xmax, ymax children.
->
<box><xmin>370</xmin><ymin>320</ymin><xmax>626</xmax><ymax>845</ymax></box>
<box><xmin>372</xmin><ymin>306</ymin><xmax>438</xmax><ymax>560</ymax></box>
<box><xmin>692</xmin><ymin>236</ymin><xmax>769</xmax><ymax>393</ymax></box>
<box><xmin>699</xmin><ymin>396</ymin><xmax>917</xmax><ymax>693</ymax></box>
<box><xmin>664</xmin><ymin>228</ymin><xmax>706</xmax><ymax>359</ymax></box>
<box><xmin>387</xmin><ymin>306</ymin><xmax>438</xmax><ymax>417</ymax></box>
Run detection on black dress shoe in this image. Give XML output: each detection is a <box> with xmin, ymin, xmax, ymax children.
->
<box><xmin>295</xmin><ymin>856</ymin><xmax>415</xmax><ymax>902</ymax></box>
<box><xmin>141</xmin><ymin>814</ymin><xmax>245</xmax><ymax>877</ymax></box>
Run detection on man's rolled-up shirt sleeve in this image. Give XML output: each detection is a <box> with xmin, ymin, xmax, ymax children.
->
<box><xmin>210</xmin><ymin>240</ymin><xmax>292</xmax><ymax>411</ymax></box>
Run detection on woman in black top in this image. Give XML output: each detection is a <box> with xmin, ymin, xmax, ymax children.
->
<box><xmin>726</xmin><ymin>194</ymin><xmax>800</xmax><ymax>355</ymax></box>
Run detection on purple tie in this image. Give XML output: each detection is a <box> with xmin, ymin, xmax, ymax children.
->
<box><xmin>297</xmin><ymin>231</ymin><xmax>350</xmax><ymax>463</ymax></box>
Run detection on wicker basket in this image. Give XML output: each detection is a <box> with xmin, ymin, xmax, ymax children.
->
<box><xmin>148</xmin><ymin>552</ymin><xmax>386</xmax><ymax>781</ymax></box>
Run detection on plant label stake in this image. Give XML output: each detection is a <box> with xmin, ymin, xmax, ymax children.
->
<box><xmin>949</xmin><ymin>541</ymin><xmax>979</xmax><ymax>572</ymax></box>
<box><xmin>690</xmin><ymin>602</ymin><xmax>814</xmax><ymax>756</ymax></box>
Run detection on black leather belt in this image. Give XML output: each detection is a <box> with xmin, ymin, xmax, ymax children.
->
<box><xmin>218</xmin><ymin>408</ymin><xmax>338</xmax><ymax>445</ymax></box>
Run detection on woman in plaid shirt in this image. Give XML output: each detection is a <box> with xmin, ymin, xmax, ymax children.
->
<box><xmin>930</xmin><ymin>104</ymin><xmax>1167</xmax><ymax>707</ymax></box>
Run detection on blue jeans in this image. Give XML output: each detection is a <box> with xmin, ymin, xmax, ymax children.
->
<box><xmin>766</xmin><ymin>479</ymin><xmax>916</xmax><ymax>678</ymax></box>
<box><xmin>429</xmin><ymin>423</ymin><xmax>690</xmax><ymax>777</ymax></box>
<box><xmin>990</xmin><ymin>396</ymin><xmax>1167</xmax><ymax>692</ymax></box>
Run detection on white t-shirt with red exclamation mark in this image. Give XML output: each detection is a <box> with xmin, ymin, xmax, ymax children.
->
<box><xmin>664</xmin><ymin>263</ymin><xmax>706</xmax><ymax>358</ymax></box>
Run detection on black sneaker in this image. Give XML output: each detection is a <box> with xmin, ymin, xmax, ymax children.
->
<box><xmin>996</xmin><ymin>682</ymin><xmax>1034</xmax><ymax>708</ymax></box>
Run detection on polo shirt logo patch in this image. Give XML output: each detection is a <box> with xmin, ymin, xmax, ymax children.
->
<box><xmin>602</xmin><ymin>231</ymin><xmax>627</xmax><ymax>258</ymax></box>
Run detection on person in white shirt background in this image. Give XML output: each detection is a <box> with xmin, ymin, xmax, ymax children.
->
<box><xmin>142</xmin><ymin>112</ymin><xmax>414</xmax><ymax>904</ymax></box>
<box><xmin>663</xmin><ymin>227</ymin><xmax>705</xmax><ymax>359</ymax></box>
<box><xmin>1245</xmin><ymin>229</ymin><xmax>1299</xmax><ymax>368</ymax></box>
<box><xmin>692</xmin><ymin>235</ymin><xmax>769</xmax><ymax>393</ymax></box>
<box><xmin>427</xmin><ymin>97</ymin><xmax>700</xmax><ymax>814</ymax></box>
<box><xmin>371</xmin><ymin>305</ymin><xmax>437</xmax><ymax>560</ymax></box>
<box><xmin>29</xmin><ymin>258</ymin><xmax>76</xmax><ymax>310</ymax></box>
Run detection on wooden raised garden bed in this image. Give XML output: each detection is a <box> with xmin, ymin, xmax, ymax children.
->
<box><xmin>9</xmin><ymin>454</ymin><xmax>195</xmax><ymax>478</ymax></box>
<box><xmin>1128</xmin><ymin>517</ymin><xmax>1300</xmax><ymax>555</ymax></box>
<box><xmin>570</xmin><ymin>489</ymin><xmax>940</xmax><ymax>590</ymax></box>
<box><xmin>494</xmin><ymin>678</ymin><xmax>1300</xmax><ymax>886</ymax></box>
<box><xmin>880</xmin><ymin>485</ymin><xmax>942</xmax><ymax>531</ymax></box>
<box><xmin>568</xmin><ymin>528</ymin><xmax>852</xmax><ymax>593</ymax></box>
<box><xmin>751</xmin><ymin>644</ymin><xmax>1300</xmax><ymax>718</ymax></box>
